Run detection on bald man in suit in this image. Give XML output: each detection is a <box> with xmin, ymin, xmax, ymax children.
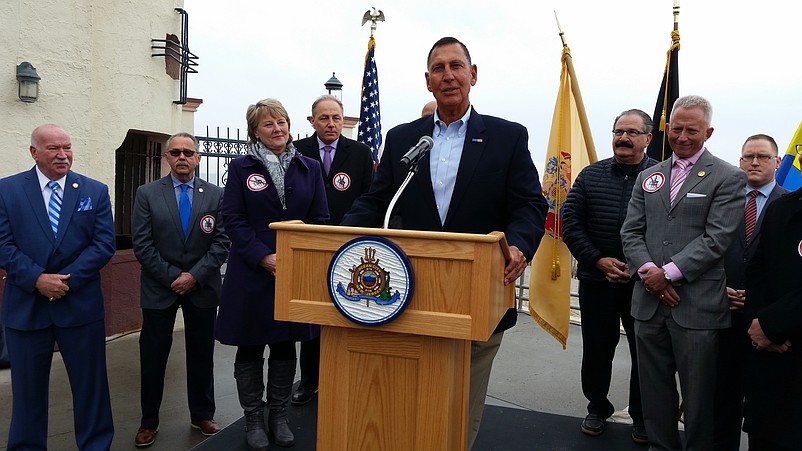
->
<box><xmin>0</xmin><ymin>124</ymin><xmax>116</xmax><ymax>450</ymax></box>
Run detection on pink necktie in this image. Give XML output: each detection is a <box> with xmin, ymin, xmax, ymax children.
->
<box><xmin>322</xmin><ymin>145</ymin><xmax>333</xmax><ymax>174</ymax></box>
<box><xmin>669</xmin><ymin>159</ymin><xmax>689</xmax><ymax>205</ymax></box>
<box><xmin>744</xmin><ymin>190</ymin><xmax>759</xmax><ymax>241</ymax></box>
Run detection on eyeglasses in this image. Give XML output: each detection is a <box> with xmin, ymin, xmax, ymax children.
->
<box><xmin>612</xmin><ymin>129</ymin><xmax>648</xmax><ymax>137</ymax></box>
<box><xmin>739</xmin><ymin>154</ymin><xmax>775</xmax><ymax>162</ymax></box>
<box><xmin>167</xmin><ymin>149</ymin><xmax>196</xmax><ymax>157</ymax></box>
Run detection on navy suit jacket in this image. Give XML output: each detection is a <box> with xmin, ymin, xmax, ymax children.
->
<box><xmin>0</xmin><ymin>167</ymin><xmax>115</xmax><ymax>330</ymax></box>
<box><xmin>342</xmin><ymin>108</ymin><xmax>548</xmax><ymax>332</ymax></box>
<box><xmin>215</xmin><ymin>153</ymin><xmax>329</xmax><ymax>345</ymax></box>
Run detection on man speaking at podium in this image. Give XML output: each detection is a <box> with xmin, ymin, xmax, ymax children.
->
<box><xmin>342</xmin><ymin>36</ymin><xmax>548</xmax><ymax>449</ymax></box>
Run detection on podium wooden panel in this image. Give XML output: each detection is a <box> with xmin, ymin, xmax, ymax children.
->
<box><xmin>270</xmin><ymin>221</ymin><xmax>514</xmax><ymax>451</ymax></box>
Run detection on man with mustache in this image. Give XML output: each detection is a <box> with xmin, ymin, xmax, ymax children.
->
<box><xmin>0</xmin><ymin>124</ymin><xmax>116</xmax><ymax>450</ymax></box>
<box><xmin>563</xmin><ymin>109</ymin><xmax>658</xmax><ymax>444</ymax></box>
<box><xmin>131</xmin><ymin>132</ymin><xmax>230</xmax><ymax>447</ymax></box>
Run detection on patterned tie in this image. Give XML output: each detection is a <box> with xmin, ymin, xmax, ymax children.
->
<box><xmin>322</xmin><ymin>145</ymin><xmax>333</xmax><ymax>174</ymax></box>
<box><xmin>744</xmin><ymin>190</ymin><xmax>759</xmax><ymax>241</ymax></box>
<box><xmin>179</xmin><ymin>184</ymin><xmax>191</xmax><ymax>238</ymax></box>
<box><xmin>47</xmin><ymin>181</ymin><xmax>61</xmax><ymax>237</ymax></box>
<box><xmin>669</xmin><ymin>159</ymin><xmax>690</xmax><ymax>205</ymax></box>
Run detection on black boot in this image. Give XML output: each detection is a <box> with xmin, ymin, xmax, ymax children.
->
<box><xmin>267</xmin><ymin>359</ymin><xmax>297</xmax><ymax>447</ymax></box>
<box><xmin>234</xmin><ymin>360</ymin><xmax>270</xmax><ymax>451</ymax></box>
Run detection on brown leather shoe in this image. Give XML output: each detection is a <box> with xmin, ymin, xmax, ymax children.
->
<box><xmin>191</xmin><ymin>419</ymin><xmax>221</xmax><ymax>436</ymax></box>
<box><xmin>134</xmin><ymin>427</ymin><xmax>158</xmax><ymax>447</ymax></box>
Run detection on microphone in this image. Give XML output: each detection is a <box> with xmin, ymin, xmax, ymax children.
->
<box><xmin>400</xmin><ymin>136</ymin><xmax>434</xmax><ymax>166</ymax></box>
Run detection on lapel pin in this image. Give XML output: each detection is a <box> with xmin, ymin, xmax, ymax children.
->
<box><xmin>198</xmin><ymin>188</ymin><xmax>204</xmax><ymax>193</ymax></box>
<box><xmin>471</xmin><ymin>138</ymin><xmax>483</xmax><ymax>143</ymax></box>
<box><xmin>72</xmin><ymin>182</ymin><xmax>79</xmax><ymax>188</ymax></box>
<box><xmin>697</xmin><ymin>171</ymin><xmax>706</xmax><ymax>177</ymax></box>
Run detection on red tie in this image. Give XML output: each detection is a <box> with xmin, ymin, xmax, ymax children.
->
<box><xmin>744</xmin><ymin>190</ymin><xmax>759</xmax><ymax>241</ymax></box>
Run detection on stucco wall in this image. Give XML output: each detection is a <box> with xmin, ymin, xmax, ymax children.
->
<box><xmin>0</xmin><ymin>0</ymin><xmax>195</xmax><ymax>200</ymax></box>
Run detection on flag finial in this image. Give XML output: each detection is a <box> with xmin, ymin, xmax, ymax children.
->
<box><xmin>554</xmin><ymin>11</ymin><xmax>568</xmax><ymax>49</ymax></box>
<box><xmin>673</xmin><ymin>0</ymin><xmax>681</xmax><ymax>29</ymax></box>
<box><xmin>361</xmin><ymin>7</ymin><xmax>385</xmax><ymax>37</ymax></box>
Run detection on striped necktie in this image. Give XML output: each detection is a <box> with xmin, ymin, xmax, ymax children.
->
<box><xmin>47</xmin><ymin>181</ymin><xmax>61</xmax><ymax>237</ymax></box>
<box><xmin>744</xmin><ymin>190</ymin><xmax>759</xmax><ymax>241</ymax></box>
<box><xmin>669</xmin><ymin>159</ymin><xmax>690</xmax><ymax>205</ymax></box>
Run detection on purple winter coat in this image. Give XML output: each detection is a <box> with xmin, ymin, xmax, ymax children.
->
<box><xmin>215</xmin><ymin>153</ymin><xmax>329</xmax><ymax>345</ymax></box>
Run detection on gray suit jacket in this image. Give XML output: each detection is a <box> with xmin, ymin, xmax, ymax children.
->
<box><xmin>132</xmin><ymin>175</ymin><xmax>230</xmax><ymax>309</ymax></box>
<box><xmin>621</xmin><ymin>149</ymin><xmax>746</xmax><ymax>329</ymax></box>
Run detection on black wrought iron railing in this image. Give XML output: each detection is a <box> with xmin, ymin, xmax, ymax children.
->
<box><xmin>195</xmin><ymin>127</ymin><xmax>248</xmax><ymax>187</ymax></box>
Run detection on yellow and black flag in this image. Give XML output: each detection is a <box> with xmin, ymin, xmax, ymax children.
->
<box><xmin>529</xmin><ymin>26</ymin><xmax>597</xmax><ymax>349</ymax></box>
<box><xmin>646</xmin><ymin>2</ymin><xmax>681</xmax><ymax>161</ymax></box>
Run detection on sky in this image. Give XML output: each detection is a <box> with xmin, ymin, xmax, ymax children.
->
<box><xmin>186</xmin><ymin>0</ymin><xmax>801</xmax><ymax>173</ymax></box>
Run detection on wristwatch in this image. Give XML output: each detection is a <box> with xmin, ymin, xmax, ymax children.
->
<box><xmin>663</xmin><ymin>270</ymin><xmax>672</xmax><ymax>283</ymax></box>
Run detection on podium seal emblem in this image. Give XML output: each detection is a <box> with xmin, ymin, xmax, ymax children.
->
<box><xmin>327</xmin><ymin>236</ymin><xmax>414</xmax><ymax>326</ymax></box>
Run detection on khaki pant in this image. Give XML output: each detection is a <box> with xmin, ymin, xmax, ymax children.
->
<box><xmin>467</xmin><ymin>332</ymin><xmax>504</xmax><ymax>450</ymax></box>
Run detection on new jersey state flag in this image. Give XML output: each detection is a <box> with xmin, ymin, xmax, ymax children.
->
<box><xmin>529</xmin><ymin>42</ymin><xmax>596</xmax><ymax>349</ymax></box>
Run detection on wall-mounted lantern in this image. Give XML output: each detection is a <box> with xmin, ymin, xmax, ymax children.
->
<box><xmin>16</xmin><ymin>62</ymin><xmax>40</xmax><ymax>103</ymax></box>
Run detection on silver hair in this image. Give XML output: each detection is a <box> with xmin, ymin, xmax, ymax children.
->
<box><xmin>672</xmin><ymin>95</ymin><xmax>713</xmax><ymax>126</ymax></box>
<box><xmin>166</xmin><ymin>132</ymin><xmax>199</xmax><ymax>150</ymax></box>
<box><xmin>311</xmin><ymin>95</ymin><xmax>344</xmax><ymax>117</ymax></box>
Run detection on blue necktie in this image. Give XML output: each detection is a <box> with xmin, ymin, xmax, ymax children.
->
<box><xmin>179</xmin><ymin>184</ymin><xmax>191</xmax><ymax>238</ymax></box>
<box><xmin>47</xmin><ymin>181</ymin><xmax>61</xmax><ymax>237</ymax></box>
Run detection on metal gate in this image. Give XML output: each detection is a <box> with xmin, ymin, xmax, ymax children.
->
<box><xmin>195</xmin><ymin>127</ymin><xmax>248</xmax><ymax>188</ymax></box>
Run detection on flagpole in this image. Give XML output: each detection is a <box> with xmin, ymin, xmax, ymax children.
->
<box><xmin>531</xmin><ymin>14</ymin><xmax>599</xmax><ymax>348</ymax></box>
<box><xmin>674</xmin><ymin>0</ymin><xmax>680</xmax><ymax>31</ymax></box>
<box><xmin>554</xmin><ymin>12</ymin><xmax>597</xmax><ymax>162</ymax></box>
<box><xmin>358</xmin><ymin>8</ymin><xmax>385</xmax><ymax>165</ymax></box>
<box><xmin>658</xmin><ymin>1</ymin><xmax>680</xmax><ymax>157</ymax></box>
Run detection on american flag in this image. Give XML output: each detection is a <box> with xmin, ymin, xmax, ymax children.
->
<box><xmin>357</xmin><ymin>36</ymin><xmax>382</xmax><ymax>165</ymax></box>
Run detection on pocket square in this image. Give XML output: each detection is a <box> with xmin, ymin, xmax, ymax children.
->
<box><xmin>686</xmin><ymin>192</ymin><xmax>707</xmax><ymax>198</ymax></box>
<box><xmin>78</xmin><ymin>197</ymin><xmax>93</xmax><ymax>211</ymax></box>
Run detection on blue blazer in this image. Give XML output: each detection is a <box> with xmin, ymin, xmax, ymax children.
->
<box><xmin>0</xmin><ymin>167</ymin><xmax>116</xmax><ymax>330</ymax></box>
<box><xmin>342</xmin><ymin>108</ymin><xmax>548</xmax><ymax>332</ymax></box>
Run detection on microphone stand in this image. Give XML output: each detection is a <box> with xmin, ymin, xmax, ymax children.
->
<box><xmin>383</xmin><ymin>152</ymin><xmax>427</xmax><ymax>229</ymax></box>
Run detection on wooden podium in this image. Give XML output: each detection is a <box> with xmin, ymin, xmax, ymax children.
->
<box><xmin>271</xmin><ymin>221</ymin><xmax>514</xmax><ymax>451</ymax></box>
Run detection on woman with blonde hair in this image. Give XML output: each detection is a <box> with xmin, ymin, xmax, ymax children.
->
<box><xmin>215</xmin><ymin>98</ymin><xmax>328</xmax><ymax>450</ymax></box>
